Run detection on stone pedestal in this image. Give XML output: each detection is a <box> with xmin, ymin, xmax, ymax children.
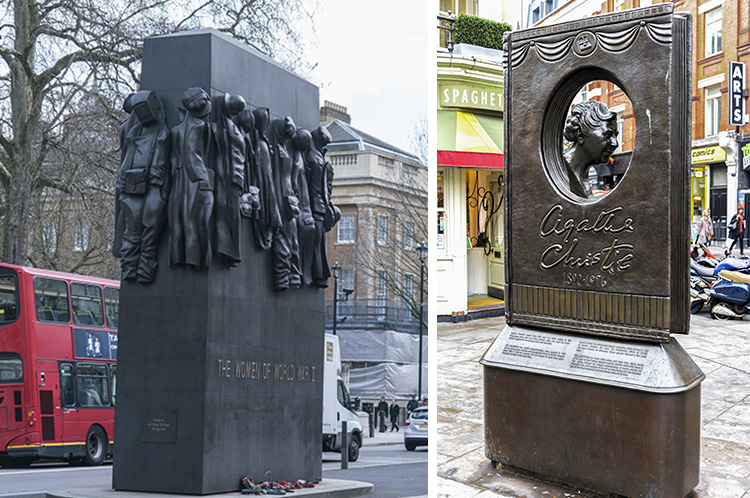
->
<box><xmin>481</xmin><ymin>325</ymin><xmax>704</xmax><ymax>498</ymax></box>
<box><xmin>112</xmin><ymin>29</ymin><xmax>322</xmax><ymax>495</ymax></box>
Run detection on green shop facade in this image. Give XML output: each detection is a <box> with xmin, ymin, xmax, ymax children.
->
<box><xmin>436</xmin><ymin>47</ymin><xmax>505</xmax><ymax>318</ymax></box>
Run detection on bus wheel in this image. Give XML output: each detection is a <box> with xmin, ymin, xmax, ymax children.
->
<box><xmin>84</xmin><ymin>426</ymin><xmax>108</xmax><ymax>466</ymax></box>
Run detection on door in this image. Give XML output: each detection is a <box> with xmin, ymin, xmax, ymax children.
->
<box><xmin>487</xmin><ymin>173</ymin><xmax>505</xmax><ymax>299</ymax></box>
<box><xmin>59</xmin><ymin>363</ymin><xmax>80</xmax><ymax>440</ymax></box>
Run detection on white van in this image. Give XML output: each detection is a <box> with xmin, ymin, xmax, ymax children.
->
<box><xmin>322</xmin><ymin>333</ymin><xmax>363</xmax><ymax>461</ymax></box>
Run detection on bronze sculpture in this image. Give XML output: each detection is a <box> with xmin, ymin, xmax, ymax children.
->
<box><xmin>251</xmin><ymin>107</ymin><xmax>281</xmax><ymax>250</ymax></box>
<box><xmin>562</xmin><ymin>101</ymin><xmax>618</xmax><ymax>198</ymax></box>
<box><xmin>115</xmin><ymin>90</ymin><xmax>170</xmax><ymax>283</ymax></box>
<box><xmin>212</xmin><ymin>93</ymin><xmax>247</xmax><ymax>267</ymax></box>
<box><xmin>290</xmin><ymin>129</ymin><xmax>316</xmax><ymax>286</ymax></box>
<box><xmin>306</xmin><ymin>126</ymin><xmax>335</xmax><ymax>288</ymax></box>
<box><xmin>269</xmin><ymin>117</ymin><xmax>299</xmax><ymax>291</ymax></box>
<box><xmin>237</xmin><ymin>109</ymin><xmax>261</xmax><ymax>218</ymax></box>
<box><xmin>168</xmin><ymin>87</ymin><xmax>214</xmax><ymax>270</ymax></box>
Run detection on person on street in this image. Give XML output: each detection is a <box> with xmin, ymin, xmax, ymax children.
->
<box><xmin>407</xmin><ymin>395</ymin><xmax>419</xmax><ymax>414</ymax></box>
<box><xmin>727</xmin><ymin>207</ymin><xmax>745</xmax><ymax>256</ymax></box>
<box><xmin>696</xmin><ymin>209</ymin><xmax>713</xmax><ymax>247</ymax></box>
<box><xmin>377</xmin><ymin>396</ymin><xmax>388</xmax><ymax>433</ymax></box>
<box><xmin>390</xmin><ymin>399</ymin><xmax>401</xmax><ymax>432</ymax></box>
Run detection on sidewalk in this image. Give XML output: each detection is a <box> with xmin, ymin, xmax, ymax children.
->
<box><xmin>362</xmin><ymin>429</ymin><xmax>404</xmax><ymax>446</ymax></box>
<box><xmin>437</xmin><ymin>314</ymin><xmax>750</xmax><ymax>497</ymax></box>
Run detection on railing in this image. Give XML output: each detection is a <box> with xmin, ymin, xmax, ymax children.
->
<box><xmin>437</xmin><ymin>12</ymin><xmax>455</xmax><ymax>52</ymax></box>
<box><xmin>325</xmin><ymin>298</ymin><xmax>426</xmax><ymax>333</ymax></box>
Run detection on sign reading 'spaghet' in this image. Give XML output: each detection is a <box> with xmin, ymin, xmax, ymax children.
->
<box><xmin>504</xmin><ymin>4</ymin><xmax>691</xmax><ymax>342</ymax></box>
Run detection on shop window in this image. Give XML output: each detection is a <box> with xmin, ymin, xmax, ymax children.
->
<box><xmin>437</xmin><ymin>170</ymin><xmax>446</xmax><ymax>250</ymax></box>
<box><xmin>705</xmin><ymin>8</ymin><xmax>722</xmax><ymax>57</ymax></box>
<box><xmin>337</xmin><ymin>214</ymin><xmax>355</xmax><ymax>244</ymax></box>
<box><xmin>705</xmin><ymin>85</ymin><xmax>721</xmax><ymax>137</ymax></box>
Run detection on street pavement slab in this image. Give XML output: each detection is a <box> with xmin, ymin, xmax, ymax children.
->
<box><xmin>438</xmin><ymin>314</ymin><xmax>750</xmax><ymax>497</ymax></box>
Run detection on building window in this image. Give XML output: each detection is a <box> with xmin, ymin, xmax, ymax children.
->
<box><xmin>337</xmin><ymin>214</ymin><xmax>355</xmax><ymax>244</ymax></box>
<box><xmin>404</xmin><ymin>274</ymin><xmax>416</xmax><ymax>299</ymax></box>
<box><xmin>42</xmin><ymin>226</ymin><xmax>57</xmax><ymax>253</ymax></box>
<box><xmin>705</xmin><ymin>85</ymin><xmax>721</xmax><ymax>137</ymax></box>
<box><xmin>615</xmin><ymin>112</ymin><xmax>624</xmax><ymax>154</ymax></box>
<box><xmin>376</xmin><ymin>270</ymin><xmax>387</xmax><ymax>319</ymax></box>
<box><xmin>705</xmin><ymin>8</ymin><xmax>722</xmax><ymax>57</ymax></box>
<box><xmin>73</xmin><ymin>224</ymin><xmax>89</xmax><ymax>252</ymax></box>
<box><xmin>404</xmin><ymin>221</ymin><xmax>416</xmax><ymax>250</ymax></box>
<box><xmin>532</xmin><ymin>7</ymin><xmax>540</xmax><ymax>24</ymax></box>
<box><xmin>377</xmin><ymin>216</ymin><xmax>388</xmax><ymax>246</ymax></box>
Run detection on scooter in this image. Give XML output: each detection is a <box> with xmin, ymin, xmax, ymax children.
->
<box><xmin>689</xmin><ymin>252</ymin><xmax>750</xmax><ymax>314</ymax></box>
<box><xmin>706</xmin><ymin>270</ymin><xmax>750</xmax><ymax>320</ymax></box>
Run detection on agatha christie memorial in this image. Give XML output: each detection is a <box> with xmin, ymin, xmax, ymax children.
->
<box><xmin>481</xmin><ymin>5</ymin><xmax>704</xmax><ymax>498</ymax></box>
<box><xmin>111</xmin><ymin>30</ymin><xmax>336</xmax><ymax>495</ymax></box>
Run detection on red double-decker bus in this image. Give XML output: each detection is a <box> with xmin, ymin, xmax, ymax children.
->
<box><xmin>0</xmin><ymin>263</ymin><xmax>119</xmax><ymax>467</ymax></box>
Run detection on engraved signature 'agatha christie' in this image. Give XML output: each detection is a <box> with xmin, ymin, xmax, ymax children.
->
<box><xmin>539</xmin><ymin>204</ymin><xmax>635</xmax><ymax>275</ymax></box>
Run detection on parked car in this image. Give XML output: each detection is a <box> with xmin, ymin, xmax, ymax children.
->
<box><xmin>404</xmin><ymin>406</ymin><xmax>428</xmax><ymax>451</ymax></box>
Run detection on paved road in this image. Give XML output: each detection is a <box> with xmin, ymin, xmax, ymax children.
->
<box><xmin>0</xmin><ymin>443</ymin><xmax>427</xmax><ymax>498</ymax></box>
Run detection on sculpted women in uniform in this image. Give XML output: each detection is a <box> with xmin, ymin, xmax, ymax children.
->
<box><xmin>251</xmin><ymin>107</ymin><xmax>281</xmax><ymax>250</ymax></box>
<box><xmin>562</xmin><ymin>101</ymin><xmax>618</xmax><ymax>198</ymax></box>
<box><xmin>168</xmin><ymin>87</ymin><xmax>214</xmax><ymax>270</ymax></box>
<box><xmin>212</xmin><ymin>93</ymin><xmax>246</xmax><ymax>267</ymax></box>
<box><xmin>290</xmin><ymin>129</ymin><xmax>316</xmax><ymax>286</ymax></box>
<box><xmin>270</xmin><ymin>116</ymin><xmax>299</xmax><ymax>291</ymax></box>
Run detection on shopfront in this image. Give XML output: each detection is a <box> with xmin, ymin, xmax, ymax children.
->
<box><xmin>436</xmin><ymin>48</ymin><xmax>504</xmax><ymax>317</ymax></box>
<box><xmin>691</xmin><ymin>143</ymin><xmax>727</xmax><ymax>237</ymax></box>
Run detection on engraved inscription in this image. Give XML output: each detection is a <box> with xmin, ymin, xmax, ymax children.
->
<box><xmin>509</xmin><ymin>330</ymin><xmax>572</xmax><ymax>345</ymax></box>
<box><xmin>570</xmin><ymin>354</ymin><xmax>645</xmax><ymax>377</ymax></box>
<box><xmin>563</xmin><ymin>271</ymin><xmax>607</xmax><ymax>288</ymax></box>
<box><xmin>502</xmin><ymin>343</ymin><xmax>566</xmax><ymax>361</ymax></box>
<box><xmin>147</xmin><ymin>418</ymin><xmax>171</xmax><ymax>433</ymax></box>
<box><xmin>141</xmin><ymin>409</ymin><xmax>178</xmax><ymax>444</ymax></box>
<box><xmin>539</xmin><ymin>204</ymin><xmax>635</xmax><ymax>275</ymax></box>
<box><xmin>217</xmin><ymin>358</ymin><xmax>316</xmax><ymax>383</ymax></box>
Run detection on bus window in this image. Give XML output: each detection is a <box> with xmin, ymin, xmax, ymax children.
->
<box><xmin>104</xmin><ymin>287</ymin><xmax>119</xmax><ymax>329</ymax></box>
<box><xmin>110</xmin><ymin>365</ymin><xmax>116</xmax><ymax>406</ymax></box>
<box><xmin>34</xmin><ymin>277</ymin><xmax>70</xmax><ymax>323</ymax></box>
<box><xmin>0</xmin><ymin>353</ymin><xmax>22</xmax><ymax>383</ymax></box>
<box><xmin>77</xmin><ymin>363</ymin><xmax>110</xmax><ymax>407</ymax></box>
<box><xmin>60</xmin><ymin>363</ymin><xmax>76</xmax><ymax>407</ymax></box>
<box><xmin>0</xmin><ymin>272</ymin><xmax>18</xmax><ymax>324</ymax></box>
<box><xmin>71</xmin><ymin>283</ymin><xmax>104</xmax><ymax>327</ymax></box>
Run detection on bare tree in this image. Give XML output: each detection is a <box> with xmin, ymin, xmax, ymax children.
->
<box><xmin>354</xmin><ymin>120</ymin><xmax>428</xmax><ymax>325</ymax></box>
<box><xmin>0</xmin><ymin>0</ymin><xmax>317</xmax><ymax>269</ymax></box>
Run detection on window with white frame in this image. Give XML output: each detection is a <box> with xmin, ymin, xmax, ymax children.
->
<box><xmin>73</xmin><ymin>224</ymin><xmax>89</xmax><ymax>252</ymax></box>
<box><xmin>376</xmin><ymin>270</ymin><xmax>387</xmax><ymax>319</ymax></box>
<box><xmin>615</xmin><ymin>112</ymin><xmax>624</xmax><ymax>154</ymax></box>
<box><xmin>705</xmin><ymin>8</ymin><xmax>722</xmax><ymax>57</ymax></box>
<box><xmin>404</xmin><ymin>274</ymin><xmax>416</xmax><ymax>300</ymax></box>
<box><xmin>43</xmin><ymin>226</ymin><xmax>57</xmax><ymax>253</ymax></box>
<box><xmin>377</xmin><ymin>215</ymin><xmax>388</xmax><ymax>246</ymax></box>
<box><xmin>705</xmin><ymin>85</ymin><xmax>721</xmax><ymax>137</ymax></box>
<box><xmin>403</xmin><ymin>221</ymin><xmax>415</xmax><ymax>250</ymax></box>
<box><xmin>337</xmin><ymin>214</ymin><xmax>355</xmax><ymax>244</ymax></box>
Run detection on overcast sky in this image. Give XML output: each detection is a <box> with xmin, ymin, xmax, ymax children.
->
<box><xmin>308</xmin><ymin>0</ymin><xmax>429</xmax><ymax>154</ymax></box>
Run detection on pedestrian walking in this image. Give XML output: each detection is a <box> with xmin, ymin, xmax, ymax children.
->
<box><xmin>406</xmin><ymin>395</ymin><xmax>419</xmax><ymax>414</ymax></box>
<box><xmin>389</xmin><ymin>399</ymin><xmax>400</xmax><ymax>432</ymax></box>
<box><xmin>377</xmin><ymin>396</ymin><xmax>388</xmax><ymax>433</ymax></box>
<box><xmin>726</xmin><ymin>208</ymin><xmax>745</xmax><ymax>256</ymax></box>
<box><xmin>696</xmin><ymin>209</ymin><xmax>713</xmax><ymax>247</ymax></box>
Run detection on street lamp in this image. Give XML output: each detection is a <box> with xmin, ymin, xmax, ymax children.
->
<box><xmin>332</xmin><ymin>262</ymin><xmax>341</xmax><ymax>336</ymax></box>
<box><xmin>416</xmin><ymin>242</ymin><xmax>428</xmax><ymax>402</ymax></box>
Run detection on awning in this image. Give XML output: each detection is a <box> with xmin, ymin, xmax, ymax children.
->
<box><xmin>438</xmin><ymin>110</ymin><xmax>504</xmax><ymax>169</ymax></box>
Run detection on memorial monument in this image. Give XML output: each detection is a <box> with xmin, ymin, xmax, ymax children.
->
<box><xmin>111</xmin><ymin>29</ymin><xmax>337</xmax><ymax>495</ymax></box>
<box><xmin>482</xmin><ymin>5</ymin><xmax>704</xmax><ymax>497</ymax></box>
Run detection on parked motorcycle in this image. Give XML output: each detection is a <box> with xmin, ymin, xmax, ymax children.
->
<box><xmin>689</xmin><ymin>246</ymin><xmax>750</xmax><ymax>314</ymax></box>
<box><xmin>706</xmin><ymin>270</ymin><xmax>750</xmax><ymax>320</ymax></box>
